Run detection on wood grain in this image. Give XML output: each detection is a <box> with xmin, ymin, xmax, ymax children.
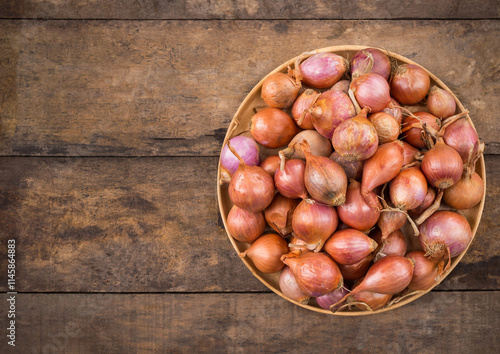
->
<box><xmin>0</xmin><ymin>155</ymin><xmax>498</xmax><ymax>292</ymax></box>
<box><xmin>0</xmin><ymin>20</ymin><xmax>499</xmax><ymax>157</ymax></box>
<box><xmin>1</xmin><ymin>292</ymin><xmax>498</xmax><ymax>353</ymax></box>
<box><xmin>0</xmin><ymin>0</ymin><xmax>498</xmax><ymax>20</ymax></box>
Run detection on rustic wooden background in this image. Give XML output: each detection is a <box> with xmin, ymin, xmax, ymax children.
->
<box><xmin>0</xmin><ymin>1</ymin><xmax>499</xmax><ymax>352</ymax></box>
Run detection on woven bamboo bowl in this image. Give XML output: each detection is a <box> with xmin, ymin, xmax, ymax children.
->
<box><xmin>217</xmin><ymin>45</ymin><xmax>486</xmax><ymax>315</ymax></box>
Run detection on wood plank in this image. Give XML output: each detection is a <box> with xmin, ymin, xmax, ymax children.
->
<box><xmin>1</xmin><ymin>292</ymin><xmax>498</xmax><ymax>353</ymax></box>
<box><xmin>0</xmin><ymin>155</ymin><xmax>498</xmax><ymax>292</ymax></box>
<box><xmin>0</xmin><ymin>20</ymin><xmax>499</xmax><ymax>157</ymax></box>
<box><xmin>0</xmin><ymin>1</ymin><xmax>498</xmax><ymax>20</ymax></box>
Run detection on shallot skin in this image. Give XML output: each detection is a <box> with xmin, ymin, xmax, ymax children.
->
<box><xmin>316</xmin><ymin>287</ymin><xmax>349</xmax><ymax>311</ymax></box>
<box><xmin>382</xmin><ymin>97</ymin><xmax>403</xmax><ymax>124</ymax></box>
<box><xmin>361</xmin><ymin>141</ymin><xmax>404</xmax><ymax>200</ymax></box>
<box><xmin>292</xmin><ymin>199</ymin><xmax>338</xmax><ymax>252</ymax></box>
<box><xmin>260</xmin><ymin>155</ymin><xmax>281</xmax><ymax>177</ymax></box>
<box><xmin>274</xmin><ymin>159</ymin><xmax>307</xmax><ymax>200</ymax></box>
<box><xmin>338</xmin><ymin>180</ymin><xmax>380</xmax><ymax>231</ymax></box>
<box><xmin>408</xmin><ymin>187</ymin><xmax>436</xmax><ymax>217</ymax></box>
<box><xmin>281</xmin><ymin>252</ymin><xmax>343</xmax><ymax>297</ymax></box>
<box><xmin>279</xmin><ymin>266</ymin><xmax>310</xmax><ymax>304</ymax></box>
<box><xmin>350</xmin><ymin>73</ymin><xmax>391</xmax><ymax>113</ymax></box>
<box><xmin>354</xmin><ymin>255</ymin><xmax>414</xmax><ymax>294</ymax></box>
<box><xmin>443</xmin><ymin>172</ymin><xmax>484</xmax><ymax>210</ymax></box>
<box><xmin>406</xmin><ymin>251</ymin><xmax>442</xmax><ymax>291</ymax></box>
<box><xmin>311</xmin><ymin>90</ymin><xmax>356</xmax><ymax>139</ymax></box>
<box><xmin>291</xmin><ymin>89</ymin><xmax>318</xmax><ymax>130</ymax></box>
<box><xmin>261</xmin><ymin>72</ymin><xmax>300</xmax><ymax>109</ymax></box>
<box><xmin>338</xmin><ymin>254</ymin><xmax>374</xmax><ymax>281</ymax></box>
<box><xmin>299</xmin><ymin>53</ymin><xmax>348</xmax><ymax>89</ymax></box>
<box><xmin>443</xmin><ymin>118</ymin><xmax>479</xmax><ymax>163</ymax></box>
<box><xmin>332</xmin><ymin>107</ymin><xmax>379</xmax><ymax>162</ymax></box>
<box><xmin>324</xmin><ymin>229</ymin><xmax>378</xmax><ymax>265</ymax></box>
<box><xmin>427</xmin><ymin>86</ymin><xmax>456</xmax><ymax>119</ymax></box>
<box><xmin>390</xmin><ymin>64</ymin><xmax>430</xmax><ymax>105</ymax></box>
<box><xmin>282</xmin><ymin>130</ymin><xmax>333</xmax><ymax>161</ymax></box>
<box><xmin>402</xmin><ymin>112</ymin><xmax>441</xmax><ymax>149</ymax></box>
<box><xmin>389</xmin><ymin>166</ymin><xmax>428</xmax><ymax>211</ymax></box>
<box><xmin>421</xmin><ymin>141</ymin><xmax>463</xmax><ymax>189</ymax></box>
<box><xmin>227</xmin><ymin>205</ymin><xmax>266</xmax><ymax>244</ymax></box>
<box><xmin>221</xmin><ymin>136</ymin><xmax>260</xmax><ymax>175</ymax></box>
<box><xmin>351</xmin><ymin>48</ymin><xmax>391</xmax><ymax>80</ymax></box>
<box><xmin>264</xmin><ymin>194</ymin><xmax>300</xmax><ymax>237</ymax></box>
<box><xmin>241</xmin><ymin>233</ymin><xmax>289</xmax><ymax>274</ymax></box>
<box><xmin>329</xmin><ymin>152</ymin><xmax>365</xmax><ymax>180</ymax></box>
<box><xmin>251</xmin><ymin>108</ymin><xmax>300</xmax><ymax>149</ymax></box>
<box><xmin>418</xmin><ymin>211</ymin><xmax>473</xmax><ymax>259</ymax></box>
<box><xmin>369</xmin><ymin>112</ymin><xmax>400</xmax><ymax>144</ymax></box>
<box><xmin>228</xmin><ymin>164</ymin><xmax>275</xmax><ymax>213</ymax></box>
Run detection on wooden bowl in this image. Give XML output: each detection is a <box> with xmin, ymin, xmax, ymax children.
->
<box><xmin>217</xmin><ymin>45</ymin><xmax>486</xmax><ymax>315</ymax></box>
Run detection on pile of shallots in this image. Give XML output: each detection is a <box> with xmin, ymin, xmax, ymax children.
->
<box><xmin>220</xmin><ymin>48</ymin><xmax>484</xmax><ymax>313</ymax></box>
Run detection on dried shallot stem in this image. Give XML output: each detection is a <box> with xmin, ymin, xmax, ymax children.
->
<box><xmin>415</xmin><ymin>190</ymin><xmax>443</xmax><ymax>225</ymax></box>
<box><xmin>348</xmin><ymin>87</ymin><xmax>362</xmax><ymax>114</ymax></box>
<box><xmin>387</xmin><ymin>290</ymin><xmax>424</xmax><ymax>307</ymax></box>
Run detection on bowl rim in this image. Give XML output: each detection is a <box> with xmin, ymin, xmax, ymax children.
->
<box><xmin>217</xmin><ymin>45</ymin><xmax>486</xmax><ymax>316</ymax></box>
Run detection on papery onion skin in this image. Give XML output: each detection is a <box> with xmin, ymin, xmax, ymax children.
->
<box><xmin>350</xmin><ymin>73</ymin><xmax>391</xmax><ymax>113</ymax></box>
<box><xmin>275</xmin><ymin>159</ymin><xmax>308</xmax><ymax>200</ymax></box>
<box><xmin>279</xmin><ymin>266</ymin><xmax>310</xmax><ymax>304</ymax></box>
<box><xmin>291</xmin><ymin>89</ymin><xmax>318</xmax><ymax>130</ymax></box>
<box><xmin>351</xmin><ymin>48</ymin><xmax>391</xmax><ymax>80</ymax></box>
<box><xmin>390</xmin><ymin>166</ymin><xmax>428</xmax><ymax>211</ymax></box>
<box><xmin>316</xmin><ymin>287</ymin><xmax>349</xmax><ymax>311</ymax></box>
<box><xmin>303</xmin><ymin>142</ymin><xmax>348</xmax><ymax>206</ymax></box>
<box><xmin>281</xmin><ymin>130</ymin><xmax>333</xmax><ymax>161</ymax></box>
<box><xmin>427</xmin><ymin>86</ymin><xmax>456</xmax><ymax>119</ymax></box>
<box><xmin>390</xmin><ymin>64</ymin><xmax>430</xmax><ymax>105</ymax></box>
<box><xmin>353</xmin><ymin>255</ymin><xmax>414</xmax><ymax>294</ymax></box>
<box><xmin>402</xmin><ymin>112</ymin><xmax>441</xmax><ymax>149</ymax></box>
<box><xmin>227</xmin><ymin>205</ymin><xmax>266</xmax><ymax>244</ymax></box>
<box><xmin>221</xmin><ymin>136</ymin><xmax>260</xmax><ymax>175</ymax></box>
<box><xmin>260</xmin><ymin>155</ymin><xmax>281</xmax><ymax>177</ymax></box>
<box><xmin>329</xmin><ymin>152</ymin><xmax>365</xmax><ymax>180</ymax></box>
<box><xmin>443</xmin><ymin>118</ymin><xmax>479</xmax><ymax>163</ymax></box>
<box><xmin>330</xmin><ymin>80</ymin><xmax>351</xmax><ymax>94</ymax></box>
<box><xmin>281</xmin><ymin>252</ymin><xmax>343</xmax><ymax>297</ymax></box>
<box><xmin>361</xmin><ymin>141</ymin><xmax>404</xmax><ymax>201</ymax></box>
<box><xmin>228</xmin><ymin>162</ymin><xmax>275</xmax><ymax>213</ymax></box>
<box><xmin>264</xmin><ymin>194</ymin><xmax>300</xmax><ymax>237</ymax></box>
<box><xmin>332</xmin><ymin>107</ymin><xmax>379</xmax><ymax>161</ymax></box>
<box><xmin>421</xmin><ymin>140</ymin><xmax>463</xmax><ymax>189</ymax></box>
<box><xmin>338</xmin><ymin>254</ymin><xmax>374</xmax><ymax>281</ymax></box>
<box><xmin>289</xmin><ymin>237</ymin><xmax>310</xmax><ymax>255</ymax></box>
<box><xmin>324</xmin><ymin>229</ymin><xmax>378</xmax><ymax>265</ymax></box>
<box><xmin>369</xmin><ymin>112</ymin><xmax>401</xmax><ymax>144</ymax></box>
<box><xmin>406</xmin><ymin>251</ymin><xmax>442</xmax><ymax>291</ymax></box>
<box><xmin>372</xmin><ymin>229</ymin><xmax>407</xmax><ymax>262</ymax></box>
<box><xmin>402</xmin><ymin>142</ymin><xmax>419</xmax><ymax>166</ymax></box>
<box><xmin>299</xmin><ymin>53</ymin><xmax>348</xmax><ymax>89</ymax></box>
<box><xmin>377</xmin><ymin>209</ymin><xmax>407</xmax><ymax>240</ymax></box>
<box><xmin>350</xmin><ymin>290</ymin><xmax>392</xmax><ymax>311</ymax></box>
<box><xmin>382</xmin><ymin>97</ymin><xmax>403</xmax><ymax>125</ymax></box>
<box><xmin>251</xmin><ymin>108</ymin><xmax>300</xmax><ymax>149</ymax></box>
<box><xmin>338</xmin><ymin>180</ymin><xmax>380</xmax><ymax>231</ymax></box>
<box><xmin>408</xmin><ymin>187</ymin><xmax>436</xmax><ymax>217</ymax></box>
<box><xmin>443</xmin><ymin>172</ymin><xmax>484</xmax><ymax>210</ymax></box>
<box><xmin>292</xmin><ymin>199</ymin><xmax>338</xmax><ymax>252</ymax></box>
<box><xmin>418</xmin><ymin>211</ymin><xmax>473</xmax><ymax>259</ymax></box>
<box><xmin>240</xmin><ymin>233</ymin><xmax>289</xmax><ymax>273</ymax></box>
<box><xmin>261</xmin><ymin>72</ymin><xmax>300</xmax><ymax>109</ymax></box>
<box><xmin>311</xmin><ymin>90</ymin><xmax>356</xmax><ymax>139</ymax></box>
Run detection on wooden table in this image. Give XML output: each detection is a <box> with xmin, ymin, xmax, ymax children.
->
<box><xmin>0</xmin><ymin>1</ymin><xmax>499</xmax><ymax>352</ymax></box>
